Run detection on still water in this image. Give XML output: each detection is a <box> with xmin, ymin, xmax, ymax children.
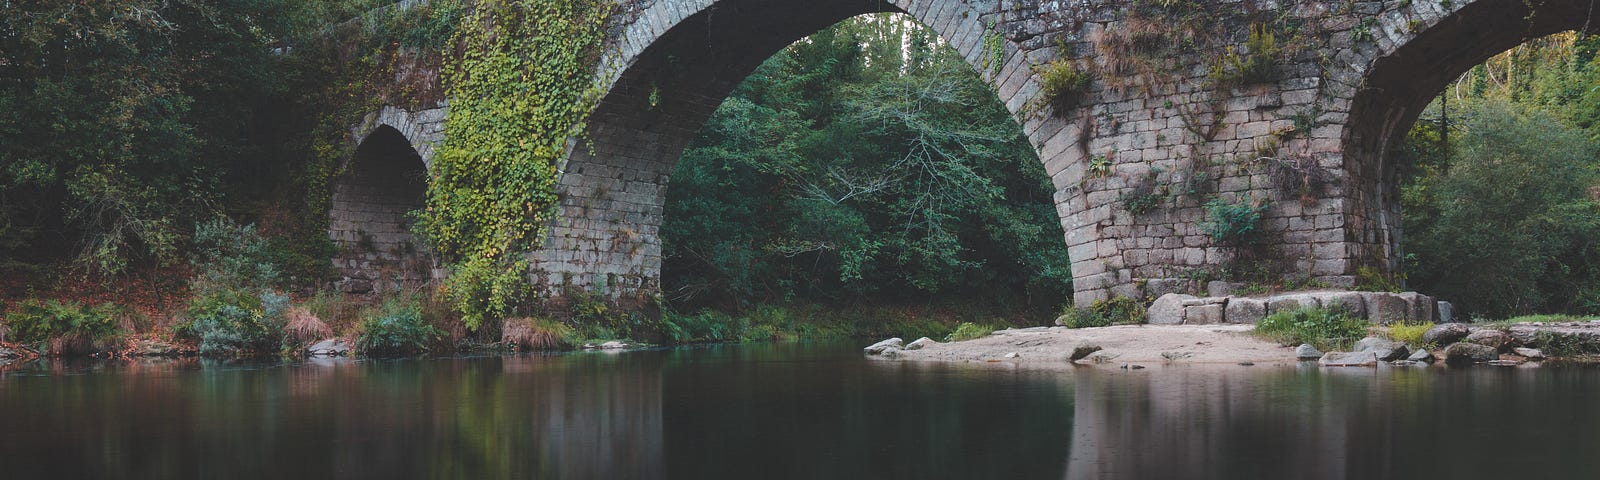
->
<box><xmin>2</xmin><ymin>342</ymin><xmax>1599</xmax><ymax>479</ymax></box>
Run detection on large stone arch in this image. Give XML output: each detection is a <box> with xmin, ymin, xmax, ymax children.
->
<box><xmin>329</xmin><ymin>124</ymin><xmax>436</xmax><ymax>293</ymax></box>
<box><xmin>1341</xmin><ymin>0</ymin><xmax>1600</xmax><ymax>278</ymax></box>
<box><xmin>532</xmin><ymin>0</ymin><xmax>1096</xmax><ymax>308</ymax></box>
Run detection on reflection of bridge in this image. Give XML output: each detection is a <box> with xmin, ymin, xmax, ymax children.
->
<box><xmin>336</xmin><ymin>0</ymin><xmax>1600</xmax><ymax>308</ymax></box>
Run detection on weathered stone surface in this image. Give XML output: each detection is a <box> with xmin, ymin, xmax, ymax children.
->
<box><xmin>1465</xmin><ymin>329</ymin><xmax>1511</xmax><ymax>350</ymax></box>
<box><xmin>1355</xmin><ymin>337</ymin><xmax>1409</xmax><ymax>361</ymax></box>
<box><xmin>132</xmin><ymin>340</ymin><xmax>181</xmax><ymax>357</ymax></box>
<box><xmin>1206</xmin><ymin>281</ymin><xmax>1244</xmax><ymax>297</ymax></box>
<box><xmin>1444</xmin><ymin>342</ymin><xmax>1499</xmax><ymax>364</ymax></box>
<box><xmin>863</xmin><ymin>337</ymin><xmax>903</xmax><ymax>355</ymax></box>
<box><xmin>1422</xmin><ymin>323</ymin><xmax>1471</xmax><ymax>345</ymax></box>
<box><xmin>1002</xmin><ymin>352</ymin><xmax>1020</xmax><ymax>359</ymax></box>
<box><xmin>905</xmin><ymin>337</ymin><xmax>937</xmax><ymax>350</ymax></box>
<box><xmin>1148</xmin><ymin>293</ymin><xmax>1197</xmax><ymax>325</ymax></box>
<box><xmin>1184</xmin><ymin>303</ymin><xmax>1226</xmax><ymax>325</ymax></box>
<box><xmin>1224</xmin><ymin>297</ymin><xmax>1267</xmax><ymax>324</ymax></box>
<box><xmin>1407</xmin><ymin>349</ymin><xmax>1434</xmax><ymax>363</ymax></box>
<box><xmin>1437</xmin><ymin>301</ymin><xmax>1454</xmax><ymax>323</ymax></box>
<box><xmin>1295</xmin><ymin>344</ymin><xmax>1324</xmax><ymax>360</ymax></box>
<box><xmin>1319</xmin><ymin>351</ymin><xmax>1378</xmax><ymax>367</ymax></box>
<box><xmin>1267</xmin><ymin>294</ymin><xmax>1320</xmax><ymax>315</ymax></box>
<box><xmin>1070</xmin><ymin>344</ymin><xmax>1103</xmax><ymax>361</ymax></box>
<box><xmin>1513</xmin><ymin>347</ymin><xmax>1546</xmax><ymax>359</ymax></box>
<box><xmin>1143</xmin><ymin>278</ymin><xmax>1194</xmax><ymax>299</ymax></box>
<box><xmin>307</xmin><ymin>339</ymin><xmax>352</xmax><ymax>357</ymax></box>
<box><xmin>1361</xmin><ymin>293</ymin><xmax>1410</xmax><ymax>324</ymax></box>
<box><xmin>1323</xmin><ymin>292</ymin><xmax>1366</xmax><ymax>317</ymax></box>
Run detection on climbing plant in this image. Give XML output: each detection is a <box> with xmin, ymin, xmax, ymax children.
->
<box><xmin>420</xmin><ymin>0</ymin><xmax>615</xmax><ymax>328</ymax></box>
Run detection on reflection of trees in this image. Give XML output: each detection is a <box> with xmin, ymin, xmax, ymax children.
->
<box><xmin>0</xmin><ymin>355</ymin><xmax>664</xmax><ymax>479</ymax></box>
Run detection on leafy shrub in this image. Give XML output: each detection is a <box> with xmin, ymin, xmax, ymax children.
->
<box><xmin>1253</xmin><ymin>306</ymin><xmax>1368</xmax><ymax>351</ymax></box>
<box><xmin>945</xmin><ymin>322</ymin><xmax>996</xmax><ymax>342</ymax></box>
<box><xmin>181</xmin><ymin>291</ymin><xmax>290</xmax><ymax>356</ymax></box>
<box><xmin>1202</xmin><ymin>196</ymin><xmax>1270</xmax><ymax>245</ymax></box>
<box><xmin>356</xmin><ymin>298</ymin><xmax>442</xmax><ymax>356</ymax></box>
<box><xmin>1533</xmin><ymin>331</ymin><xmax>1600</xmax><ymax>357</ymax></box>
<box><xmin>1208</xmin><ymin>24</ymin><xmax>1280</xmax><ymax>87</ymax></box>
<box><xmin>1058</xmin><ymin>296</ymin><xmax>1147</xmax><ymax>328</ymax></box>
<box><xmin>3</xmin><ymin>299</ymin><xmax>124</xmax><ymax>354</ymax></box>
<box><xmin>190</xmin><ymin>217</ymin><xmax>281</xmax><ymax>294</ymax></box>
<box><xmin>1036</xmin><ymin>57</ymin><xmax>1091</xmax><ymax>110</ymax></box>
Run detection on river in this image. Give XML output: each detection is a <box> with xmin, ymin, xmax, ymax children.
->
<box><xmin>2</xmin><ymin>342</ymin><xmax>1598</xmax><ymax>479</ymax></box>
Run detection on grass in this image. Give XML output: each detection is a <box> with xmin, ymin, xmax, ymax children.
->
<box><xmin>1057</xmin><ymin>296</ymin><xmax>1146</xmax><ymax>328</ymax></box>
<box><xmin>501</xmin><ymin>317</ymin><xmax>577</xmax><ymax>351</ymax></box>
<box><xmin>1252</xmin><ymin>306</ymin><xmax>1370</xmax><ymax>351</ymax></box>
<box><xmin>1384</xmin><ymin>322</ymin><xmax>1433</xmax><ymax>348</ymax></box>
<box><xmin>945</xmin><ymin>322</ymin><xmax>997</xmax><ymax>342</ymax></box>
<box><xmin>661</xmin><ymin>303</ymin><xmax>1027</xmax><ymax>345</ymax></box>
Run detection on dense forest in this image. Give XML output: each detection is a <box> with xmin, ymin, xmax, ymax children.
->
<box><xmin>2</xmin><ymin>1</ymin><xmax>1599</xmax><ymax>357</ymax></box>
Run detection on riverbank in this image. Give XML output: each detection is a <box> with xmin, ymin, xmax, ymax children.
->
<box><xmin>887</xmin><ymin>324</ymin><xmax>1299</xmax><ymax>366</ymax></box>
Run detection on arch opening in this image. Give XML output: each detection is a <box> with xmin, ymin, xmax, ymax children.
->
<box><xmin>329</xmin><ymin>125</ymin><xmax>433</xmax><ymax>293</ymax></box>
<box><xmin>1346</xmin><ymin>0</ymin><xmax>1600</xmax><ymax>316</ymax></box>
<box><xmin>531</xmin><ymin>0</ymin><xmax>1085</xmax><ymax>310</ymax></box>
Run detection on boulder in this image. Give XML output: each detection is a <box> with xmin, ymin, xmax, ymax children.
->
<box><xmin>1444</xmin><ymin>342</ymin><xmax>1499</xmax><ymax>364</ymax></box>
<box><xmin>1267</xmin><ymin>294</ymin><xmax>1319</xmax><ymax>315</ymax></box>
<box><xmin>1002</xmin><ymin>352</ymin><xmax>1020</xmax><ymax>359</ymax></box>
<box><xmin>1406</xmin><ymin>349</ymin><xmax>1434</xmax><ymax>363</ymax></box>
<box><xmin>1464</xmin><ymin>329</ymin><xmax>1511</xmax><ymax>350</ymax></box>
<box><xmin>1513</xmin><ymin>347</ymin><xmax>1546</xmax><ymax>359</ymax></box>
<box><xmin>306</xmin><ymin>339</ymin><xmax>351</xmax><ymax>357</ymax></box>
<box><xmin>1319</xmin><ymin>351</ymin><xmax>1379</xmax><ymax>367</ymax></box>
<box><xmin>1354</xmin><ymin>337</ymin><xmax>1410</xmax><ymax>361</ymax></box>
<box><xmin>1207</xmin><ymin>281</ymin><xmax>1244</xmax><ymax>297</ymax></box>
<box><xmin>1070</xmin><ymin>344</ymin><xmax>1103</xmax><ymax>361</ymax></box>
<box><xmin>1144</xmin><ymin>278</ymin><xmax>1195</xmax><ymax>299</ymax></box>
<box><xmin>905</xmin><ymin>337</ymin><xmax>937</xmax><ymax>350</ymax></box>
<box><xmin>598</xmin><ymin>341</ymin><xmax>629</xmax><ymax>349</ymax></box>
<box><xmin>1361</xmin><ymin>292</ymin><xmax>1410</xmax><ymax>324</ymax></box>
<box><xmin>1390</xmin><ymin>360</ymin><xmax>1420</xmax><ymax>366</ymax></box>
<box><xmin>1437</xmin><ymin>301</ymin><xmax>1454</xmax><ymax>323</ymax></box>
<box><xmin>863</xmin><ymin>337</ymin><xmax>904</xmax><ymax>355</ymax></box>
<box><xmin>1184</xmin><ymin>303</ymin><xmax>1226</xmax><ymax>325</ymax></box>
<box><xmin>1295</xmin><ymin>344</ymin><xmax>1324</xmax><ymax>360</ymax></box>
<box><xmin>1148</xmin><ymin>293</ymin><xmax>1197</xmax><ymax>325</ymax></box>
<box><xmin>1323</xmin><ymin>292</ymin><xmax>1367</xmax><ymax>318</ymax></box>
<box><xmin>133</xmin><ymin>340</ymin><xmax>181</xmax><ymax>357</ymax></box>
<box><xmin>1224</xmin><ymin>297</ymin><xmax>1267</xmax><ymax>324</ymax></box>
<box><xmin>1422</xmin><ymin>323</ymin><xmax>1471</xmax><ymax>345</ymax></box>
<box><xmin>880</xmin><ymin>347</ymin><xmax>902</xmax><ymax>358</ymax></box>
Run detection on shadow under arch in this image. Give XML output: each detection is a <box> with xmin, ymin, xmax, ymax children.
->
<box><xmin>534</xmin><ymin>0</ymin><xmax>1085</xmax><ymax>309</ymax></box>
<box><xmin>1342</xmin><ymin>0</ymin><xmax>1600</xmax><ymax>276</ymax></box>
<box><xmin>329</xmin><ymin>124</ymin><xmax>433</xmax><ymax>293</ymax></box>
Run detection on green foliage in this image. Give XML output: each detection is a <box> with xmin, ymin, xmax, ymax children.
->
<box><xmin>1353</xmin><ymin>266</ymin><xmax>1403</xmax><ymax>292</ymax></box>
<box><xmin>356</xmin><ymin>296</ymin><xmax>443</xmax><ymax>356</ymax></box>
<box><xmin>1202</xmin><ymin>196</ymin><xmax>1270</xmax><ymax>245</ymax></box>
<box><xmin>1209</xmin><ymin>24</ymin><xmax>1281</xmax><ymax>87</ymax></box>
<box><xmin>1035</xmin><ymin>57</ymin><xmax>1092</xmax><ymax>111</ymax></box>
<box><xmin>419</xmin><ymin>0</ymin><xmax>614</xmax><ymax>328</ymax></box>
<box><xmin>1057</xmin><ymin>296</ymin><xmax>1147</xmax><ymax>328</ymax></box>
<box><xmin>3</xmin><ymin>299</ymin><xmax>124</xmax><ymax>351</ymax></box>
<box><xmin>1533</xmin><ymin>330</ymin><xmax>1600</xmax><ymax>357</ymax></box>
<box><xmin>191</xmin><ymin>217</ymin><xmax>283</xmax><ymax>294</ymax></box>
<box><xmin>662</xmin><ymin>15</ymin><xmax>1071</xmax><ymax>312</ymax></box>
<box><xmin>945</xmin><ymin>322</ymin><xmax>996</xmax><ymax>342</ymax></box>
<box><xmin>1402</xmin><ymin>100</ymin><xmax>1600</xmax><ymax>318</ymax></box>
<box><xmin>182</xmin><ymin>291</ymin><xmax>290</xmax><ymax>356</ymax></box>
<box><xmin>1385</xmin><ymin>322</ymin><xmax>1433</xmax><ymax>348</ymax></box>
<box><xmin>661</xmin><ymin>303</ymin><xmax>961</xmax><ymax>344</ymax></box>
<box><xmin>1253</xmin><ymin>306</ymin><xmax>1369</xmax><ymax>351</ymax></box>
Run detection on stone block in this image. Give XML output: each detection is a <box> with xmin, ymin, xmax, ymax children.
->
<box><xmin>1322</xmin><ymin>292</ymin><xmax>1365</xmax><ymax>317</ymax></box>
<box><xmin>1361</xmin><ymin>292</ymin><xmax>1410</xmax><ymax>324</ymax></box>
<box><xmin>1184</xmin><ymin>303</ymin><xmax>1226</xmax><ymax>324</ymax></box>
<box><xmin>1224</xmin><ymin>297</ymin><xmax>1267</xmax><ymax>324</ymax></box>
<box><xmin>1267</xmin><ymin>294</ymin><xmax>1319</xmax><ymax>314</ymax></box>
<box><xmin>1148</xmin><ymin>293</ymin><xmax>1197</xmax><ymax>325</ymax></box>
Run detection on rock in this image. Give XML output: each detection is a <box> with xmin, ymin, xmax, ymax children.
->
<box><xmin>1002</xmin><ymin>352</ymin><xmax>1020</xmax><ymax>359</ymax></box>
<box><xmin>863</xmin><ymin>337</ymin><xmax>904</xmax><ymax>355</ymax></box>
<box><xmin>1120</xmin><ymin>363</ymin><xmax>1146</xmax><ymax>370</ymax></box>
<box><xmin>1184</xmin><ymin>303</ymin><xmax>1226</xmax><ymax>325</ymax></box>
<box><xmin>1143</xmin><ymin>278</ymin><xmax>1194</xmax><ymax>299</ymax></box>
<box><xmin>1354</xmin><ymin>337</ymin><xmax>1410</xmax><ymax>361</ymax></box>
<box><xmin>1444</xmin><ymin>342</ymin><xmax>1499</xmax><ymax>364</ymax></box>
<box><xmin>1237</xmin><ymin>361</ymin><xmax>1255</xmax><ymax>366</ymax></box>
<box><xmin>306</xmin><ymin>339</ymin><xmax>351</xmax><ymax>357</ymax></box>
<box><xmin>1361</xmin><ymin>292</ymin><xmax>1410</xmax><ymax>324</ymax></box>
<box><xmin>905</xmin><ymin>337</ymin><xmax>937</xmax><ymax>350</ymax></box>
<box><xmin>1148</xmin><ymin>293</ymin><xmax>1197</xmax><ymax>325</ymax></box>
<box><xmin>1407</xmin><ymin>349</ymin><xmax>1434</xmax><ymax>363</ymax></box>
<box><xmin>1319</xmin><ymin>351</ymin><xmax>1379</xmax><ymax>367</ymax></box>
<box><xmin>1422</xmin><ymin>323</ymin><xmax>1471</xmax><ymax>345</ymax></box>
<box><xmin>1390</xmin><ymin>360</ymin><xmax>1419</xmax><ymax>366</ymax></box>
<box><xmin>134</xmin><ymin>340</ymin><xmax>180</xmax><ymax>357</ymax></box>
<box><xmin>1069</xmin><ymin>344</ymin><xmax>1103</xmax><ymax>361</ymax></box>
<box><xmin>336</xmin><ymin>278</ymin><xmax>373</xmax><ymax>294</ymax></box>
<box><xmin>879</xmin><ymin>347</ymin><xmax>902</xmax><ymax>358</ymax></box>
<box><xmin>1207</xmin><ymin>281</ymin><xmax>1244</xmax><ymax>297</ymax></box>
<box><xmin>598</xmin><ymin>341</ymin><xmax>629</xmax><ymax>349</ymax></box>
<box><xmin>1323</xmin><ymin>292</ymin><xmax>1367</xmax><ymax>318</ymax></box>
<box><xmin>1295</xmin><ymin>344</ymin><xmax>1324</xmax><ymax>360</ymax></box>
<box><xmin>1268</xmin><ymin>294</ymin><xmax>1320</xmax><ymax>315</ymax></box>
<box><xmin>1224</xmin><ymin>297</ymin><xmax>1267</xmax><ymax>324</ymax></box>
<box><xmin>1486</xmin><ymin>359</ymin><xmax>1524</xmax><ymax>367</ymax></box>
<box><xmin>1514</xmin><ymin>347</ymin><xmax>1546</xmax><ymax>359</ymax></box>
<box><xmin>1437</xmin><ymin>301</ymin><xmax>1454</xmax><ymax>323</ymax></box>
<box><xmin>1464</xmin><ymin>329</ymin><xmax>1511</xmax><ymax>349</ymax></box>
<box><xmin>0</xmin><ymin>347</ymin><xmax>15</xmax><ymax>359</ymax></box>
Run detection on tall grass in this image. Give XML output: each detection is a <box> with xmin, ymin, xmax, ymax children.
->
<box><xmin>1252</xmin><ymin>306</ymin><xmax>1369</xmax><ymax>351</ymax></box>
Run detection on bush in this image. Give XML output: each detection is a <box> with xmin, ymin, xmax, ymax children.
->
<box><xmin>181</xmin><ymin>291</ymin><xmax>290</xmax><ymax>356</ymax></box>
<box><xmin>1036</xmin><ymin>57</ymin><xmax>1091</xmax><ymax>110</ymax></box>
<box><xmin>945</xmin><ymin>322</ymin><xmax>996</xmax><ymax>342</ymax></box>
<box><xmin>356</xmin><ymin>298</ymin><xmax>442</xmax><ymax>356</ymax></box>
<box><xmin>1202</xmin><ymin>196</ymin><xmax>1270</xmax><ymax>245</ymax></box>
<box><xmin>190</xmin><ymin>217</ymin><xmax>281</xmax><ymax>294</ymax></box>
<box><xmin>3</xmin><ymin>299</ymin><xmax>124</xmax><ymax>355</ymax></box>
<box><xmin>502</xmin><ymin>317</ymin><xmax>575</xmax><ymax>351</ymax></box>
<box><xmin>1385</xmin><ymin>322</ymin><xmax>1433</xmax><ymax>348</ymax></box>
<box><xmin>1253</xmin><ymin>306</ymin><xmax>1369</xmax><ymax>351</ymax></box>
<box><xmin>1057</xmin><ymin>296</ymin><xmax>1147</xmax><ymax>328</ymax></box>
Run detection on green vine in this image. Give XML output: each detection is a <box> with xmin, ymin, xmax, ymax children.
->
<box><xmin>420</xmin><ymin>0</ymin><xmax>614</xmax><ymax>328</ymax></box>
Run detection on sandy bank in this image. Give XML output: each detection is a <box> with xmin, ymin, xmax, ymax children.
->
<box><xmin>890</xmin><ymin>324</ymin><xmax>1298</xmax><ymax>367</ymax></box>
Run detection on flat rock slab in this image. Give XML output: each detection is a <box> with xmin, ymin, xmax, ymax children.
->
<box><xmin>307</xmin><ymin>339</ymin><xmax>352</xmax><ymax>357</ymax></box>
<box><xmin>1319</xmin><ymin>351</ymin><xmax>1378</xmax><ymax>367</ymax></box>
<box><xmin>893</xmin><ymin>324</ymin><xmax>1295</xmax><ymax>366</ymax></box>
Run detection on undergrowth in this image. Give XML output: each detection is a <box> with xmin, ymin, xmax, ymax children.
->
<box><xmin>1253</xmin><ymin>306</ymin><xmax>1368</xmax><ymax>351</ymax></box>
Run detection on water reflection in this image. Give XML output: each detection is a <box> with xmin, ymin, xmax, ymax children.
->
<box><xmin>3</xmin><ymin>346</ymin><xmax>1600</xmax><ymax>479</ymax></box>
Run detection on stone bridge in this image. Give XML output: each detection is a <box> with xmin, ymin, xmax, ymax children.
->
<box><xmin>332</xmin><ymin>0</ymin><xmax>1599</xmax><ymax>307</ymax></box>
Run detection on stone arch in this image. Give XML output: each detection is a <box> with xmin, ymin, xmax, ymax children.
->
<box><xmin>1342</xmin><ymin>0</ymin><xmax>1599</xmax><ymax>277</ymax></box>
<box><xmin>533</xmin><ymin>0</ymin><xmax>1096</xmax><ymax>307</ymax></box>
<box><xmin>329</xmin><ymin>124</ymin><xmax>435</xmax><ymax>293</ymax></box>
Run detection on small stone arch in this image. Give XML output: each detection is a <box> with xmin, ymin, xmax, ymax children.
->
<box><xmin>329</xmin><ymin>124</ymin><xmax>435</xmax><ymax>293</ymax></box>
<box><xmin>1341</xmin><ymin>0</ymin><xmax>1600</xmax><ymax>277</ymax></box>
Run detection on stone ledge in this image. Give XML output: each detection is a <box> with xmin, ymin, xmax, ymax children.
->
<box><xmin>1147</xmin><ymin>290</ymin><xmax>1449</xmax><ymax>326</ymax></box>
